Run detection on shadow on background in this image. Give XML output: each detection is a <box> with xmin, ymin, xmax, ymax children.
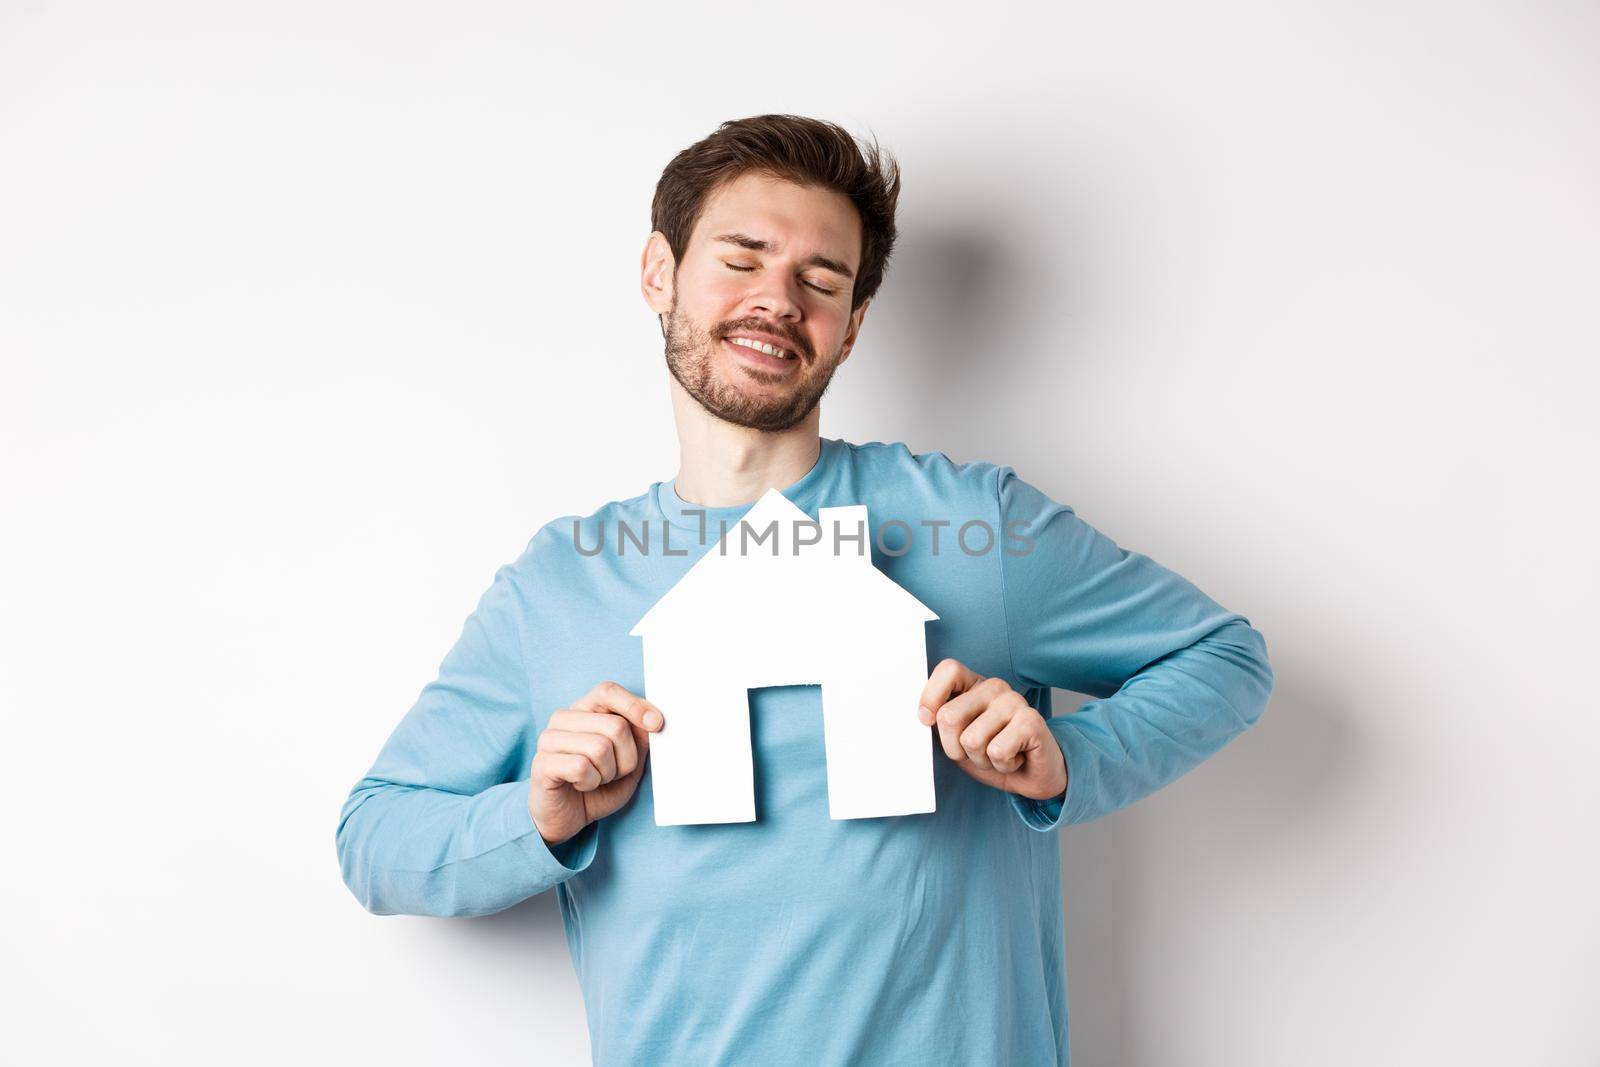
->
<box><xmin>843</xmin><ymin>214</ymin><xmax>1078</xmax><ymax>462</ymax></box>
<box><xmin>1059</xmin><ymin>679</ymin><xmax>1353</xmax><ymax>1064</ymax></box>
<box><xmin>456</xmin><ymin>882</ymin><xmax>568</xmax><ymax>936</ymax></box>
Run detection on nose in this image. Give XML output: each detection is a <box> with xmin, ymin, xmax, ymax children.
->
<box><xmin>743</xmin><ymin>271</ymin><xmax>804</xmax><ymax>323</ymax></box>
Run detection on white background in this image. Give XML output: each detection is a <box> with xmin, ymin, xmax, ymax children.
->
<box><xmin>2</xmin><ymin>2</ymin><xmax>1595</xmax><ymax>1064</ymax></box>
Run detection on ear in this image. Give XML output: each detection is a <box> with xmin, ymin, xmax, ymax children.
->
<box><xmin>837</xmin><ymin>298</ymin><xmax>871</xmax><ymax>365</ymax></box>
<box><xmin>641</xmin><ymin>231</ymin><xmax>677</xmax><ymax>315</ymax></box>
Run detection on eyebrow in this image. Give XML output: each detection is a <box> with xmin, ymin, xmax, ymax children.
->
<box><xmin>712</xmin><ymin>232</ymin><xmax>856</xmax><ymax>280</ymax></box>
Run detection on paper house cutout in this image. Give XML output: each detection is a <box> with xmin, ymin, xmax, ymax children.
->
<box><xmin>631</xmin><ymin>488</ymin><xmax>938</xmax><ymax>826</ymax></box>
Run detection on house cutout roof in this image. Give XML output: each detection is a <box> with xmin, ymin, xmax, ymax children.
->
<box><xmin>630</xmin><ymin>487</ymin><xmax>940</xmax><ymax>826</ymax></box>
<box><xmin>631</xmin><ymin>487</ymin><xmax>935</xmax><ymax>638</ymax></box>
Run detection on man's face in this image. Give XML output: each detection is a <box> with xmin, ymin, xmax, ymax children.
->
<box><xmin>651</xmin><ymin>171</ymin><xmax>868</xmax><ymax>432</ymax></box>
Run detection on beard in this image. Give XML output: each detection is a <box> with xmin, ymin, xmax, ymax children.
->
<box><xmin>661</xmin><ymin>288</ymin><xmax>842</xmax><ymax>433</ymax></box>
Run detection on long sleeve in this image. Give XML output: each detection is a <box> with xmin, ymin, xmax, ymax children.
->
<box><xmin>335</xmin><ymin>556</ymin><xmax>598</xmax><ymax>917</ymax></box>
<box><xmin>996</xmin><ymin>467</ymin><xmax>1275</xmax><ymax>831</ymax></box>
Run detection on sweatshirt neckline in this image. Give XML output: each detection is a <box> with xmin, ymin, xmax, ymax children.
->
<box><xmin>653</xmin><ymin>436</ymin><xmax>845</xmax><ymax>536</ymax></box>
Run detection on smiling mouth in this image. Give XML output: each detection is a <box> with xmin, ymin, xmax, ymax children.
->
<box><xmin>723</xmin><ymin>336</ymin><xmax>800</xmax><ymax>368</ymax></box>
<box><xmin>726</xmin><ymin>336</ymin><xmax>797</xmax><ymax>360</ymax></box>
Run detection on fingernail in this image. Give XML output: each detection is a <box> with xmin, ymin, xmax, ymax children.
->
<box><xmin>645</xmin><ymin>708</ymin><xmax>664</xmax><ymax>730</ymax></box>
<box><xmin>917</xmin><ymin>705</ymin><xmax>933</xmax><ymax>725</ymax></box>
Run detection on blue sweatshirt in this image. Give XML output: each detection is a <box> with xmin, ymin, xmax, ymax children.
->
<box><xmin>335</xmin><ymin>437</ymin><xmax>1274</xmax><ymax>1066</ymax></box>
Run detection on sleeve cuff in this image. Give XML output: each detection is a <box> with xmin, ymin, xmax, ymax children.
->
<box><xmin>1010</xmin><ymin>786</ymin><xmax>1066</xmax><ymax>830</ymax></box>
<box><xmin>485</xmin><ymin>779</ymin><xmax>601</xmax><ymax>882</ymax></box>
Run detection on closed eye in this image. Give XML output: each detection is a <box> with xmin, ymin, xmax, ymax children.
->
<box><xmin>724</xmin><ymin>261</ymin><xmax>838</xmax><ymax>296</ymax></box>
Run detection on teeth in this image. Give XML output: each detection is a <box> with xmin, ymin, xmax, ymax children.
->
<box><xmin>730</xmin><ymin>337</ymin><xmax>791</xmax><ymax>359</ymax></box>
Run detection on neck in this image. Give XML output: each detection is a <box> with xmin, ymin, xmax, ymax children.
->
<box><xmin>668</xmin><ymin>380</ymin><xmax>823</xmax><ymax>507</ymax></box>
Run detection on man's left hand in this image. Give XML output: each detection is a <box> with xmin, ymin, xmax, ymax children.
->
<box><xmin>918</xmin><ymin>658</ymin><xmax>1067</xmax><ymax>802</ymax></box>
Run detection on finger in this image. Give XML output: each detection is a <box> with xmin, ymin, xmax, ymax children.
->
<box><xmin>987</xmin><ymin>712</ymin><xmax>1042</xmax><ymax>776</ymax></box>
<box><xmin>959</xmin><ymin>694</ymin><xmax>1026</xmax><ymax>771</ymax></box>
<box><xmin>600</xmin><ymin>739</ymin><xmax>650</xmax><ymax>796</ymax></box>
<box><xmin>572</xmin><ymin>681</ymin><xmax>665</xmax><ymax>732</ymax></box>
<box><xmin>535</xmin><ymin>750</ymin><xmax>604</xmax><ymax>793</ymax></box>
<box><xmin>547</xmin><ymin>711</ymin><xmax>640</xmax><ymax>776</ymax></box>
<box><xmin>540</xmin><ymin>729</ymin><xmax>620</xmax><ymax>783</ymax></box>
<box><xmin>933</xmin><ymin>677</ymin><xmax>1011</xmax><ymax>761</ymax></box>
<box><xmin>919</xmin><ymin>658</ymin><xmax>981</xmax><ymax>725</ymax></box>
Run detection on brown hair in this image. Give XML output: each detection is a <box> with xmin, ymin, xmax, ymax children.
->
<box><xmin>651</xmin><ymin>114</ymin><xmax>901</xmax><ymax>311</ymax></box>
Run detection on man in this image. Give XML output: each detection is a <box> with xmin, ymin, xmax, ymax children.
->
<box><xmin>336</xmin><ymin>114</ymin><xmax>1274</xmax><ymax>1065</ymax></box>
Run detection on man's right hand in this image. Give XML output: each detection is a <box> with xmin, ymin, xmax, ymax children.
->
<box><xmin>530</xmin><ymin>681</ymin><xmax>665</xmax><ymax>847</ymax></box>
